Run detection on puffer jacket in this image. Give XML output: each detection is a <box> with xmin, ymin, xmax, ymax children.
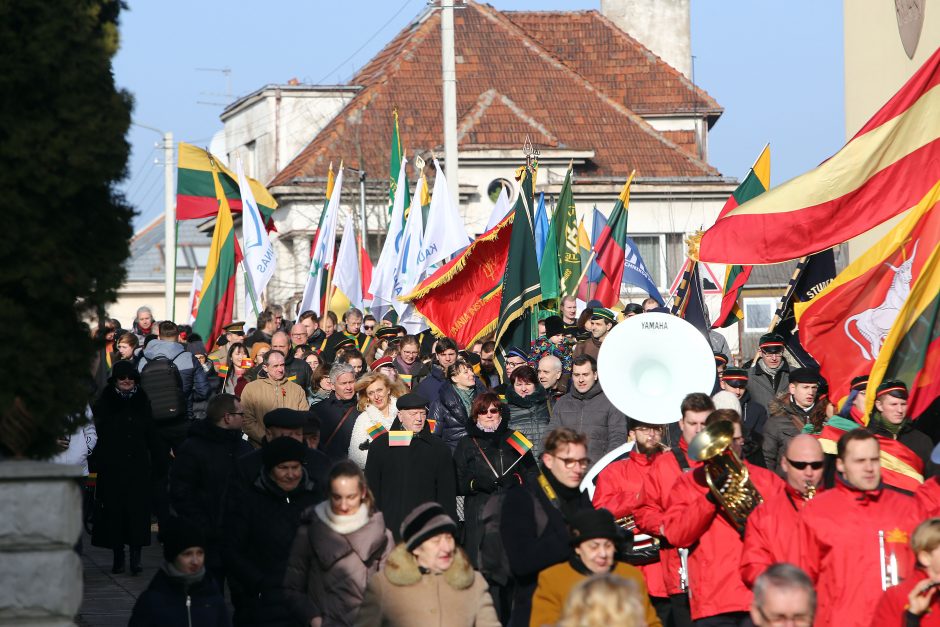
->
<box><xmin>139</xmin><ymin>339</ymin><xmax>211</xmax><ymax>418</ymax></box>
<box><xmin>504</xmin><ymin>386</ymin><xmax>551</xmax><ymax>461</ymax></box>
<box><xmin>430</xmin><ymin>380</ymin><xmax>488</xmax><ymax>452</ymax></box>
<box><xmin>547</xmin><ymin>383</ymin><xmax>627</xmax><ymax>468</ymax></box>
<box><xmin>284</xmin><ymin>502</ymin><xmax>393</xmax><ymax>627</ymax></box>
<box><xmin>129</xmin><ymin>567</ymin><xmax>228</xmax><ymax>627</ymax></box>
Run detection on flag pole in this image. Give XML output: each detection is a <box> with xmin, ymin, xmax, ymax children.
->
<box><xmin>574</xmin><ymin>250</ymin><xmax>598</xmax><ymax>297</ymax></box>
<box><xmin>753</xmin><ymin>255</ymin><xmax>809</xmax><ymax>363</ymax></box>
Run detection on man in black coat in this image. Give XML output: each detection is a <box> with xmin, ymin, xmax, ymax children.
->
<box><xmin>270</xmin><ymin>330</ymin><xmax>311</xmax><ymax>392</ymax></box>
<box><xmin>313</xmin><ymin>362</ymin><xmax>359</xmax><ymax>461</ymax></box>
<box><xmin>719</xmin><ymin>367</ymin><xmax>769</xmax><ymax>467</ymax></box>
<box><xmin>169</xmin><ymin>393</ymin><xmax>252</xmax><ymax>583</ymax></box>
<box><xmin>232</xmin><ymin>408</ymin><xmax>331</xmax><ymax>503</ymax></box>
<box><xmin>500</xmin><ymin>427</ymin><xmax>593</xmax><ymax>627</ymax></box>
<box><xmin>414</xmin><ymin>336</ymin><xmax>459</xmax><ymax>399</ymax></box>
<box><xmin>365</xmin><ymin>392</ymin><xmax>457</xmax><ymax>541</ymax></box>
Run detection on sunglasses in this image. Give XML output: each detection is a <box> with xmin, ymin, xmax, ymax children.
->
<box><xmin>116</xmin><ymin>375</ymin><xmax>135</xmax><ymax>381</ymax></box>
<box><xmin>786</xmin><ymin>458</ymin><xmax>824</xmax><ymax>470</ymax></box>
<box><xmin>478</xmin><ymin>407</ymin><xmax>500</xmax><ymax>415</ymax></box>
<box><xmin>364</xmin><ymin>325</ymin><xmax>375</xmax><ymax>331</ymax></box>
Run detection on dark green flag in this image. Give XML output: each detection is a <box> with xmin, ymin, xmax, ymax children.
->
<box><xmin>495</xmin><ymin>162</ymin><xmax>543</xmax><ymax>376</ymax></box>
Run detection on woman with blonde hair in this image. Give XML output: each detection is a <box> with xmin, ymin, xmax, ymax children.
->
<box><xmin>347</xmin><ymin>372</ymin><xmax>408</xmax><ymax>468</ymax></box>
<box><xmin>558</xmin><ymin>574</ymin><xmax>647</xmax><ymax>627</ymax></box>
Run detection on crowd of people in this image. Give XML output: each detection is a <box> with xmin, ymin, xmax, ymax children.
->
<box><xmin>66</xmin><ymin>294</ymin><xmax>940</xmax><ymax>627</ymax></box>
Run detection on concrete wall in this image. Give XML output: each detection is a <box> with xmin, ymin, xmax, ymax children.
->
<box><xmin>600</xmin><ymin>0</ymin><xmax>692</xmax><ymax>77</ymax></box>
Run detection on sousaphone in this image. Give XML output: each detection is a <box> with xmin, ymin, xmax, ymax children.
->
<box><xmin>597</xmin><ymin>312</ymin><xmax>715</xmax><ymax>425</ymax></box>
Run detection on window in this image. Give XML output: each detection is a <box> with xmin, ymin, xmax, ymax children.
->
<box><xmin>625</xmin><ymin>234</ymin><xmax>684</xmax><ymax>290</ymax></box>
<box><xmin>743</xmin><ymin>297</ymin><xmax>777</xmax><ymax>333</ymax></box>
<box><xmin>486</xmin><ymin>178</ymin><xmax>512</xmax><ymax>203</ymax></box>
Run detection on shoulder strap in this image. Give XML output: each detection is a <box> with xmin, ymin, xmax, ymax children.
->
<box><xmin>323</xmin><ymin>405</ymin><xmax>357</xmax><ymax>449</ymax></box>
<box><xmin>672</xmin><ymin>446</ymin><xmax>691</xmax><ymax>472</ymax></box>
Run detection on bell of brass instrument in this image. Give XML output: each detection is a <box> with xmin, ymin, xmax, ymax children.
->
<box><xmin>804</xmin><ymin>482</ymin><xmax>817</xmax><ymax>500</ymax></box>
<box><xmin>688</xmin><ymin>420</ymin><xmax>763</xmax><ymax>534</ymax></box>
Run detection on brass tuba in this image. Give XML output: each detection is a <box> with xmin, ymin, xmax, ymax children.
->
<box><xmin>688</xmin><ymin>420</ymin><xmax>763</xmax><ymax>534</ymax></box>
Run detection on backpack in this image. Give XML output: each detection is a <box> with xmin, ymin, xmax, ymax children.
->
<box><xmin>478</xmin><ymin>486</ymin><xmax>549</xmax><ymax>586</ymax></box>
<box><xmin>140</xmin><ymin>355</ymin><xmax>187</xmax><ymax>422</ymax></box>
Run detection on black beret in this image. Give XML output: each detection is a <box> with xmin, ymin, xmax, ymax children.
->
<box><xmin>263</xmin><ymin>408</ymin><xmax>309</xmax><ymax>429</ymax></box>
<box><xmin>789</xmin><ymin>368</ymin><xmax>820</xmax><ymax>384</ymax></box>
<box><xmin>397</xmin><ymin>392</ymin><xmax>429</xmax><ymax>410</ymax></box>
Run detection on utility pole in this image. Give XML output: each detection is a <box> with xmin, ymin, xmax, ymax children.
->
<box><xmin>162</xmin><ymin>132</ymin><xmax>175</xmax><ymax>321</ymax></box>
<box><xmin>441</xmin><ymin>0</ymin><xmax>459</xmax><ymax>209</ymax></box>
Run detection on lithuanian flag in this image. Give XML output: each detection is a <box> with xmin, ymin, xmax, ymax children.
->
<box><xmin>192</xmin><ymin>163</ymin><xmax>240</xmax><ymax>349</ymax></box>
<box><xmin>176</xmin><ymin>143</ymin><xmax>277</xmax><ymax>220</ymax></box>
<box><xmin>507</xmin><ymin>430</ymin><xmax>533</xmax><ymax>456</ymax></box>
<box><xmin>697</xmin><ymin>48</ymin><xmax>940</xmax><ymax>264</ymax></box>
<box><xmin>865</xmin><ymin>232</ymin><xmax>940</xmax><ymax>421</ymax></box>
<box><xmin>592</xmin><ymin>172</ymin><xmax>634</xmax><ymax>308</ymax></box>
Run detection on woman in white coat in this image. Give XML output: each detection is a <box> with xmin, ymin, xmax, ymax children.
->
<box><xmin>347</xmin><ymin>372</ymin><xmax>407</xmax><ymax>468</ymax></box>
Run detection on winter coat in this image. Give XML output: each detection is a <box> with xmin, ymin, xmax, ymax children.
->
<box><xmin>530</xmin><ymin>559</ymin><xmax>661</xmax><ymax>627</ymax></box>
<box><xmin>764</xmin><ymin>393</ymin><xmax>818</xmax><ymax>473</ymax></box>
<box><xmin>798</xmin><ymin>477</ymin><xmax>926</xmax><ymax>627</ymax></box>
<box><xmin>746</xmin><ymin>359</ymin><xmax>790</xmax><ymax>410</ymax></box>
<box><xmin>354</xmin><ymin>544</ymin><xmax>500</xmax><ymax>627</ymax></box>
<box><xmin>50</xmin><ymin>418</ymin><xmax>97</xmax><ymax>475</ymax></box>
<box><xmin>505</xmin><ymin>386</ymin><xmax>552</xmax><ymax>461</ymax></box>
<box><xmin>414</xmin><ymin>364</ymin><xmax>446</xmax><ymax>403</ymax></box>
<box><xmin>500</xmin><ymin>472</ymin><xmax>592</xmax><ymax>627</ymax></box>
<box><xmin>240</xmin><ymin>376</ymin><xmax>310</xmax><ymax>447</ymax></box>
<box><xmin>453</xmin><ymin>418</ymin><xmax>537</xmax><ymax>568</ymax></box>
<box><xmin>547</xmin><ymin>382</ymin><xmax>627</xmax><ymax>469</ymax></box>
<box><xmin>592</xmin><ymin>448</ymin><xmax>668</xmax><ymax>598</ymax></box>
<box><xmin>223</xmin><ymin>468</ymin><xmax>321</xmax><ymax>627</ymax></box>
<box><xmin>347</xmin><ymin>398</ymin><xmax>399</xmax><ymax>469</ymax></box>
<box><xmin>138</xmin><ymin>339</ymin><xmax>211</xmax><ymax>418</ymax></box>
<box><xmin>430</xmin><ymin>380</ymin><xmax>488</xmax><ymax>452</ymax></box>
<box><xmin>169</xmin><ymin>420</ymin><xmax>253</xmax><ymax>542</ymax></box>
<box><xmin>740</xmin><ymin>391</ymin><xmax>769</xmax><ymax>467</ymax></box>
<box><xmin>662</xmin><ymin>461</ymin><xmax>785</xmax><ymax>620</ymax></box>
<box><xmin>284</xmin><ymin>353</ymin><xmax>312</xmax><ymax>392</ymax></box>
<box><xmin>128</xmin><ymin>567</ymin><xmax>229</xmax><ymax>627</ymax></box>
<box><xmin>314</xmin><ymin>393</ymin><xmax>359</xmax><ymax>462</ymax></box>
<box><xmin>284</xmin><ymin>502</ymin><xmax>393</xmax><ymax>626</ymax></box>
<box><xmin>741</xmin><ymin>483</ymin><xmax>817</xmax><ymax>588</ymax></box>
<box><xmin>633</xmin><ymin>441</ymin><xmax>701</xmax><ymax>596</ymax></box>
<box><xmin>871</xmin><ymin>568</ymin><xmax>940</xmax><ymax>627</ymax></box>
<box><xmin>365</xmin><ymin>418</ymin><xmax>457</xmax><ymax>541</ymax></box>
<box><xmin>571</xmin><ymin>336</ymin><xmax>602</xmax><ymax>362</ymax></box>
<box><xmin>233</xmin><ymin>444</ymin><xmax>331</xmax><ymax>506</ymax></box>
<box><xmin>90</xmin><ymin>386</ymin><xmax>165</xmax><ymax>549</ymax></box>
<box><xmin>868</xmin><ymin>418</ymin><xmax>935</xmax><ymax>479</ymax></box>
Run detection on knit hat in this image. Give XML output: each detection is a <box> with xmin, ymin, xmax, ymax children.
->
<box><xmin>505</xmin><ymin>346</ymin><xmax>528</xmax><ymax>361</ymax></box>
<box><xmin>109</xmin><ymin>359</ymin><xmax>140</xmax><ymax>384</ymax></box>
<box><xmin>543</xmin><ymin>315</ymin><xmax>565</xmax><ymax>338</ymax></box>
<box><xmin>400</xmin><ymin>502</ymin><xmax>458</xmax><ymax>552</ymax></box>
<box><xmin>568</xmin><ymin>508</ymin><xmax>620</xmax><ymax>546</ymax></box>
<box><xmin>262</xmin><ymin>437</ymin><xmax>307</xmax><ymax>469</ymax></box>
<box><xmin>249</xmin><ymin>342</ymin><xmax>271</xmax><ymax>361</ymax></box>
<box><xmin>161</xmin><ymin>516</ymin><xmax>206</xmax><ymax>562</ymax></box>
<box><xmin>186</xmin><ymin>340</ymin><xmax>208</xmax><ymax>357</ymax></box>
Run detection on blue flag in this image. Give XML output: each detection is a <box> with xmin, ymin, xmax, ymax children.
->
<box><xmin>622</xmin><ymin>237</ymin><xmax>664</xmax><ymax>305</ymax></box>
<box><xmin>534</xmin><ymin>192</ymin><xmax>549</xmax><ymax>266</ymax></box>
<box><xmin>588</xmin><ymin>205</ymin><xmax>608</xmax><ymax>283</ymax></box>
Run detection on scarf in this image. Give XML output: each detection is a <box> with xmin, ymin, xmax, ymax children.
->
<box><xmin>758</xmin><ymin>358</ymin><xmax>782</xmax><ymax>378</ymax></box>
<box><xmin>313</xmin><ymin>500</ymin><xmax>371</xmax><ymax>535</ymax></box>
<box><xmin>455</xmin><ymin>386</ymin><xmax>475</xmax><ymax>416</ymax></box>
<box><xmin>542</xmin><ymin>465</ymin><xmax>584</xmax><ymax>521</ymax></box>
<box><xmin>161</xmin><ymin>561</ymin><xmax>206</xmax><ymax>590</ymax></box>
<box><xmin>115</xmin><ymin>385</ymin><xmax>138</xmax><ymax>399</ymax></box>
<box><xmin>395</xmin><ymin>356</ymin><xmax>418</xmax><ymax>374</ymax></box>
<box><xmin>873</xmin><ymin>414</ymin><xmax>905</xmax><ymax>436</ymax></box>
<box><xmin>505</xmin><ymin>384</ymin><xmax>547</xmax><ymax>409</ymax></box>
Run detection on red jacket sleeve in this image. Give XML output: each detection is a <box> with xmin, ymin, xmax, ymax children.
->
<box><xmin>592</xmin><ymin>463</ymin><xmax>630</xmax><ymax>518</ymax></box>
<box><xmin>741</xmin><ymin>504</ymin><xmax>775</xmax><ymax>589</ymax></box>
<box><xmin>634</xmin><ymin>462</ymin><xmax>666</xmax><ymax>536</ymax></box>
<box><xmin>661</xmin><ymin>469</ymin><xmax>718</xmax><ymax>549</ymax></box>
<box><xmin>869</xmin><ymin>586</ymin><xmax>907</xmax><ymax>627</ymax></box>
<box><xmin>917</xmin><ymin>477</ymin><xmax>940</xmax><ymax>517</ymax></box>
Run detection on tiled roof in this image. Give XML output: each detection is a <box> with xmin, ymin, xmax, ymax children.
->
<box><xmin>126</xmin><ymin>217</ymin><xmax>213</xmax><ymax>283</ymax></box>
<box><xmin>503</xmin><ymin>11</ymin><xmax>721</xmax><ymax>118</ymax></box>
<box><xmin>271</xmin><ymin>1</ymin><xmax>721</xmax><ymax>188</ymax></box>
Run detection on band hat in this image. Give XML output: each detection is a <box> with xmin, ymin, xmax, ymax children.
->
<box><xmin>789</xmin><ymin>368</ymin><xmax>820</xmax><ymax>385</ymax></box>
<box><xmin>263</xmin><ymin>408</ymin><xmax>309</xmax><ymax>429</ymax></box>
<box><xmin>333</xmin><ymin>337</ymin><xmax>356</xmax><ymax>351</ymax></box>
<box><xmin>568</xmin><ymin>508</ymin><xmax>621</xmax><ymax>546</ymax></box>
<box><xmin>876</xmin><ymin>379</ymin><xmax>909</xmax><ymax>400</ymax></box>
<box><xmin>370</xmin><ymin>356</ymin><xmax>394</xmax><ymax>371</ymax></box>
<box><xmin>400</xmin><ymin>502</ymin><xmax>457</xmax><ymax>552</ymax></box>
<box><xmin>758</xmin><ymin>332</ymin><xmax>785</xmax><ymax>352</ymax></box>
<box><xmin>850</xmin><ymin>374</ymin><xmax>870</xmax><ymax>391</ymax></box>
<box><xmin>713</xmin><ymin>352</ymin><xmax>729</xmax><ymax>366</ymax></box>
<box><xmin>590</xmin><ymin>308</ymin><xmax>617</xmax><ymax>324</ymax></box>
<box><xmin>375</xmin><ymin>326</ymin><xmax>404</xmax><ymax>340</ymax></box>
<box><xmin>223</xmin><ymin>321</ymin><xmax>246</xmax><ymax>334</ymax></box>
<box><xmin>505</xmin><ymin>346</ymin><xmax>528</xmax><ymax>361</ymax></box>
<box><xmin>262</xmin><ymin>436</ymin><xmax>307</xmax><ymax>469</ymax></box>
<box><xmin>720</xmin><ymin>367</ymin><xmax>749</xmax><ymax>385</ymax></box>
<box><xmin>397</xmin><ymin>392</ymin><xmax>430</xmax><ymax>410</ymax></box>
<box><xmin>543</xmin><ymin>315</ymin><xmax>565</xmax><ymax>338</ymax></box>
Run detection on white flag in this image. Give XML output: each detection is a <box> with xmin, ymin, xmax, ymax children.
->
<box><xmin>297</xmin><ymin>167</ymin><xmax>345</xmax><ymax>318</ymax></box>
<box><xmin>369</xmin><ymin>159</ymin><xmax>408</xmax><ymax>322</ymax></box>
<box><xmin>416</xmin><ymin>159</ymin><xmax>471</xmax><ymax>275</ymax></box>
<box><xmin>392</xmin><ymin>175</ymin><xmax>427</xmax><ymax>316</ymax></box>
<box><xmin>331</xmin><ymin>211</ymin><xmax>362</xmax><ymax>308</ymax></box>
<box><xmin>485</xmin><ymin>183</ymin><xmax>512</xmax><ymax>232</ymax></box>
<box><xmin>237</xmin><ymin>159</ymin><xmax>276</xmax><ymax>317</ymax></box>
<box><xmin>186</xmin><ymin>269</ymin><xmax>203</xmax><ymax>325</ymax></box>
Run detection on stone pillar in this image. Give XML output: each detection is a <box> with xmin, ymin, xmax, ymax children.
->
<box><xmin>0</xmin><ymin>461</ymin><xmax>83</xmax><ymax>626</ymax></box>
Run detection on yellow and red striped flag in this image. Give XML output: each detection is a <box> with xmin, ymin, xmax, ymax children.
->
<box><xmin>697</xmin><ymin>47</ymin><xmax>940</xmax><ymax>264</ymax></box>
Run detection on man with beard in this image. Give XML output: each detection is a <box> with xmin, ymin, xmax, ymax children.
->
<box><xmin>593</xmin><ymin>420</ymin><xmax>670</xmax><ymax>623</ymax></box>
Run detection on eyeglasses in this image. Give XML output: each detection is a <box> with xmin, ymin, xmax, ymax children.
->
<box><xmin>786</xmin><ymin>458</ymin><xmax>824</xmax><ymax>470</ymax></box>
<box><xmin>227</xmin><ymin>411</ymin><xmax>245</xmax><ymax>416</ymax></box>
<box><xmin>755</xmin><ymin>606</ymin><xmax>812</xmax><ymax>626</ymax></box>
<box><xmin>553</xmin><ymin>456</ymin><xmax>591</xmax><ymax>469</ymax></box>
<box><xmin>478</xmin><ymin>407</ymin><xmax>500</xmax><ymax>415</ymax></box>
<box><xmin>364</xmin><ymin>325</ymin><xmax>375</xmax><ymax>331</ymax></box>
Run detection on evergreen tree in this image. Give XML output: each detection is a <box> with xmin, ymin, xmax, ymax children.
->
<box><xmin>0</xmin><ymin>0</ymin><xmax>134</xmax><ymax>457</ymax></box>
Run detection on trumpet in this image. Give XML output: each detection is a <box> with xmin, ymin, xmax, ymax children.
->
<box><xmin>615</xmin><ymin>514</ymin><xmax>636</xmax><ymax>530</ymax></box>
<box><xmin>678</xmin><ymin>548</ymin><xmax>689</xmax><ymax>591</ymax></box>
<box><xmin>804</xmin><ymin>482</ymin><xmax>817</xmax><ymax>500</ymax></box>
<box><xmin>880</xmin><ymin>530</ymin><xmax>899</xmax><ymax>591</ymax></box>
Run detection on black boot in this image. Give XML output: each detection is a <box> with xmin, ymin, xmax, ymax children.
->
<box><xmin>129</xmin><ymin>546</ymin><xmax>142</xmax><ymax>575</ymax></box>
<box><xmin>111</xmin><ymin>547</ymin><xmax>125</xmax><ymax>574</ymax></box>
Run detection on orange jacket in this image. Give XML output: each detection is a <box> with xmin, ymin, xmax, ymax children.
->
<box><xmin>593</xmin><ymin>449</ymin><xmax>667</xmax><ymax>598</ymax></box>
<box><xmin>662</xmin><ymin>461</ymin><xmax>785</xmax><ymax>620</ymax></box>
<box><xmin>634</xmin><ymin>440</ymin><xmax>701</xmax><ymax>596</ymax></box>
<box><xmin>798</xmin><ymin>478</ymin><xmax>925</xmax><ymax>627</ymax></box>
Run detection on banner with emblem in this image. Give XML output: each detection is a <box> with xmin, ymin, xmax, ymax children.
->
<box><xmin>795</xmin><ymin>178</ymin><xmax>940</xmax><ymax>404</ymax></box>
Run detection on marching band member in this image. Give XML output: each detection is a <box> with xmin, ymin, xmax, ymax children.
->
<box><xmin>871</xmin><ymin>517</ymin><xmax>940</xmax><ymax>627</ymax></box>
<box><xmin>798</xmin><ymin>429</ymin><xmax>925</xmax><ymax>627</ymax></box>
<box><xmin>661</xmin><ymin>410</ymin><xmax>785</xmax><ymax>625</ymax></box>
<box><xmin>741</xmin><ymin>434</ymin><xmax>825</xmax><ymax>587</ymax></box>
<box><xmin>634</xmin><ymin>393</ymin><xmax>713</xmax><ymax>627</ymax></box>
<box><xmin>867</xmin><ymin>380</ymin><xmax>934</xmax><ymax>492</ymax></box>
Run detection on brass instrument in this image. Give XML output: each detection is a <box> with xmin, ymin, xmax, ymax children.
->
<box><xmin>615</xmin><ymin>514</ymin><xmax>635</xmax><ymax>530</ymax></box>
<box><xmin>688</xmin><ymin>420</ymin><xmax>763</xmax><ymax>534</ymax></box>
<box><xmin>804</xmin><ymin>482</ymin><xmax>817</xmax><ymax>500</ymax></box>
<box><xmin>879</xmin><ymin>530</ymin><xmax>899</xmax><ymax>591</ymax></box>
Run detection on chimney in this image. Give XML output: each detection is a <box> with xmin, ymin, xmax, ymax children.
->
<box><xmin>600</xmin><ymin>0</ymin><xmax>692</xmax><ymax>78</ymax></box>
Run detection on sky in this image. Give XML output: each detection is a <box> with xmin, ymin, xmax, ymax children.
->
<box><xmin>115</xmin><ymin>0</ymin><xmax>844</xmax><ymax>229</ymax></box>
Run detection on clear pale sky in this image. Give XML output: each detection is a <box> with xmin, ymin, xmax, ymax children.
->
<box><xmin>115</xmin><ymin>0</ymin><xmax>844</xmax><ymax>228</ymax></box>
